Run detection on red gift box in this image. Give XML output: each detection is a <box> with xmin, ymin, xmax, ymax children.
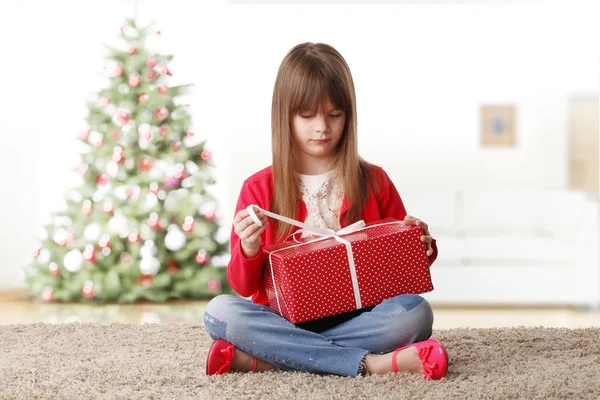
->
<box><xmin>262</xmin><ymin>218</ymin><xmax>433</xmax><ymax>324</ymax></box>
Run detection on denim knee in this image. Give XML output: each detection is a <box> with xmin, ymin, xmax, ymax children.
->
<box><xmin>203</xmin><ymin>294</ymin><xmax>239</xmax><ymax>340</ymax></box>
<box><xmin>386</xmin><ymin>294</ymin><xmax>434</xmax><ymax>343</ymax></box>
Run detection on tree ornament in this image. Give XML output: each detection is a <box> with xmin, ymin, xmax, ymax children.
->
<box><xmin>110</xmin><ymin>130</ymin><xmax>120</xmax><ymax>141</ymax></box>
<box><xmin>167</xmin><ymin>260</ymin><xmax>179</xmax><ymax>274</ymax></box>
<box><xmin>200</xmin><ymin>151</ymin><xmax>210</xmax><ymax>161</ymax></box>
<box><xmin>147</xmin><ymin>70</ymin><xmax>158</xmax><ymax>80</ymax></box>
<box><xmin>112</xmin><ymin>146</ymin><xmax>125</xmax><ymax>163</ymax></box>
<box><xmin>83</xmin><ymin>244</ymin><xmax>97</xmax><ymax>263</ymax></box>
<box><xmin>99</xmin><ymin>96</ymin><xmax>110</xmax><ymax>107</ymax></box>
<box><xmin>138</xmin><ymin>157</ymin><xmax>152</xmax><ymax>172</ymax></box>
<box><xmin>84</xmin><ymin>222</ymin><xmax>102</xmax><ymax>242</ymax></box>
<box><xmin>153</xmin><ymin>107</ymin><xmax>168</xmax><ymax>122</ymax></box>
<box><xmin>102</xmin><ymin>199</ymin><xmax>114</xmax><ymax>215</ymax></box>
<box><xmin>98</xmin><ymin>234</ymin><xmax>111</xmax><ymax>249</ymax></box>
<box><xmin>116</xmin><ymin>110</ymin><xmax>131</xmax><ymax>126</ymax></box>
<box><xmin>149</xmin><ymin>182</ymin><xmax>159</xmax><ymax>195</ymax></box>
<box><xmin>145</xmin><ymin>57</ymin><xmax>157</xmax><ymax>69</ymax></box>
<box><xmin>195</xmin><ymin>249</ymin><xmax>210</xmax><ymax>265</ymax></box>
<box><xmin>186</xmin><ymin>130</ymin><xmax>194</xmax><ymax>137</ymax></box>
<box><xmin>138</xmin><ymin>275</ymin><xmax>154</xmax><ymax>287</ymax></box>
<box><xmin>158</xmin><ymin>126</ymin><xmax>169</xmax><ymax>137</ymax></box>
<box><xmin>182</xmin><ymin>216</ymin><xmax>194</xmax><ymax>233</ymax></box>
<box><xmin>53</xmin><ymin>229</ymin><xmax>68</xmax><ymax>247</ymax></box>
<box><xmin>128</xmin><ymin>73</ymin><xmax>141</xmax><ymax>88</ymax></box>
<box><xmin>96</xmin><ymin>174</ymin><xmax>109</xmax><ymax>186</ymax></box>
<box><xmin>158</xmin><ymin>84</ymin><xmax>168</xmax><ymax>95</ymax></box>
<box><xmin>204</xmin><ymin>209</ymin><xmax>216</xmax><ymax>222</ymax></box>
<box><xmin>164</xmin><ymin>225</ymin><xmax>186</xmax><ymax>251</ymax></box>
<box><xmin>171</xmin><ymin>141</ymin><xmax>181</xmax><ymax>152</ymax></box>
<box><xmin>79</xmin><ymin>129</ymin><xmax>91</xmax><ymax>141</ymax></box>
<box><xmin>82</xmin><ymin>280</ymin><xmax>95</xmax><ymax>299</ymax></box>
<box><xmin>127</xmin><ymin>44</ymin><xmax>137</xmax><ymax>54</ymax></box>
<box><xmin>159</xmin><ymin>65</ymin><xmax>172</xmax><ymax>76</ymax></box>
<box><xmin>207</xmin><ymin>280</ymin><xmax>222</xmax><ymax>290</ymax></box>
<box><xmin>41</xmin><ymin>287</ymin><xmax>54</xmax><ymax>302</ymax></box>
<box><xmin>81</xmin><ymin>200</ymin><xmax>93</xmax><ymax>215</ymax></box>
<box><xmin>128</xmin><ymin>232</ymin><xmax>140</xmax><ymax>244</ymax></box>
<box><xmin>63</xmin><ymin>249</ymin><xmax>83</xmax><ymax>272</ymax></box>
<box><xmin>139</xmin><ymin>93</ymin><xmax>150</xmax><ymax>104</ymax></box>
<box><xmin>49</xmin><ymin>262</ymin><xmax>60</xmax><ymax>277</ymax></box>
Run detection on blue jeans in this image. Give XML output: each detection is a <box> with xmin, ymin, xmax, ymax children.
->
<box><xmin>203</xmin><ymin>294</ymin><xmax>433</xmax><ymax>377</ymax></box>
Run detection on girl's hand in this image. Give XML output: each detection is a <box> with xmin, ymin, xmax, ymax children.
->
<box><xmin>233</xmin><ymin>207</ymin><xmax>268</xmax><ymax>258</ymax></box>
<box><xmin>403</xmin><ymin>215</ymin><xmax>433</xmax><ymax>256</ymax></box>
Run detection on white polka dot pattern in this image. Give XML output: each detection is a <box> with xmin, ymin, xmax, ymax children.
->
<box><xmin>262</xmin><ymin>218</ymin><xmax>434</xmax><ymax>324</ymax></box>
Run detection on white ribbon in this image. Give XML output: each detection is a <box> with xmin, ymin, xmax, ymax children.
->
<box><xmin>247</xmin><ymin>204</ymin><xmax>370</xmax><ymax>313</ymax></box>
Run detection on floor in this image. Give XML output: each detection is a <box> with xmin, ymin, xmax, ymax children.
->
<box><xmin>1</xmin><ymin>289</ymin><xmax>599</xmax><ymax>329</ymax></box>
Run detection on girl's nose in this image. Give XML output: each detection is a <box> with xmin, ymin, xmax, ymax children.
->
<box><xmin>314</xmin><ymin>115</ymin><xmax>329</xmax><ymax>132</ymax></box>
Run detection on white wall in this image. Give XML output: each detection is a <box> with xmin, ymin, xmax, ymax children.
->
<box><xmin>0</xmin><ymin>0</ymin><xmax>598</xmax><ymax>289</ymax></box>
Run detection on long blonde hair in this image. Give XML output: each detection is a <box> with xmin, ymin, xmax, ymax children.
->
<box><xmin>271</xmin><ymin>42</ymin><xmax>380</xmax><ymax>242</ymax></box>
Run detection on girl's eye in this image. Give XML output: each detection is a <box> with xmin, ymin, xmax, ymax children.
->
<box><xmin>300</xmin><ymin>114</ymin><xmax>343</xmax><ymax>118</ymax></box>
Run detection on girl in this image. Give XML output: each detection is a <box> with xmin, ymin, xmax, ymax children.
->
<box><xmin>204</xmin><ymin>42</ymin><xmax>448</xmax><ymax>379</ymax></box>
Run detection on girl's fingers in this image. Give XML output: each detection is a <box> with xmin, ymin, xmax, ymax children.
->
<box><xmin>420</xmin><ymin>235</ymin><xmax>433</xmax><ymax>244</ymax></box>
<box><xmin>239</xmin><ymin>217</ymin><xmax>268</xmax><ymax>240</ymax></box>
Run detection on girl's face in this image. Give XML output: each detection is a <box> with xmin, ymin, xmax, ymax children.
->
<box><xmin>291</xmin><ymin>100</ymin><xmax>346</xmax><ymax>167</ymax></box>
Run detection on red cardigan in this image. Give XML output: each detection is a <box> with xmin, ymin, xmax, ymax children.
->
<box><xmin>227</xmin><ymin>164</ymin><xmax>438</xmax><ymax>306</ymax></box>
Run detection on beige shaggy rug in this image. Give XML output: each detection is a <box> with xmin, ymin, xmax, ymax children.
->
<box><xmin>1</xmin><ymin>323</ymin><xmax>599</xmax><ymax>399</ymax></box>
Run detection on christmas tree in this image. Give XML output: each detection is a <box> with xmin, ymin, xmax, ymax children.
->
<box><xmin>23</xmin><ymin>19</ymin><xmax>233</xmax><ymax>303</ymax></box>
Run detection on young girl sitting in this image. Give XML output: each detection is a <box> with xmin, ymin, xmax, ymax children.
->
<box><xmin>204</xmin><ymin>42</ymin><xmax>448</xmax><ymax>379</ymax></box>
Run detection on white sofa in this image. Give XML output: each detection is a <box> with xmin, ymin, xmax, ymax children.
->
<box><xmin>401</xmin><ymin>190</ymin><xmax>600</xmax><ymax>307</ymax></box>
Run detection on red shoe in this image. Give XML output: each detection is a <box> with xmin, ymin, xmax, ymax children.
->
<box><xmin>206</xmin><ymin>340</ymin><xmax>258</xmax><ymax>376</ymax></box>
<box><xmin>392</xmin><ymin>339</ymin><xmax>448</xmax><ymax>379</ymax></box>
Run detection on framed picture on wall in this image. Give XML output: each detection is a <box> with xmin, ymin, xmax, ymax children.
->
<box><xmin>480</xmin><ymin>104</ymin><xmax>516</xmax><ymax>147</ymax></box>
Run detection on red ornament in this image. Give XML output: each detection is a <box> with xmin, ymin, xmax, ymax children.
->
<box><xmin>117</xmin><ymin>110</ymin><xmax>131</xmax><ymax>126</ymax></box>
<box><xmin>83</xmin><ymin>244</ymin><xmax>97</xmax><ymax>263</ymax></box>
<box><xmin>110</xmin><ymin>130</ymin><xmax>120</xmax><ymax>141</ymax></box>
<box><xmin>82</xmin><ymin>281</ymin><xmax>95</xmax><ymax>299</ymax></box>
<box><xmin>139</xmin><ymin>93</ymin><xmax>150</xmax><ymax>104</ymax></box>
<box><xmin>93</xmin><ymin>138</ymin><xmax>104</xmax><ymax>148</ymax></box>
<box><xmin>127</xmin><ymin>44</ymin><xmax>137</xmax><ymax>54</ymax></box>
<box><xmin>128</xmin><ymin>74</ymin><xmax>141</xmax><ymax>88</ymax></box>
<box><xmin>167</xmin><ymin>261</ymin><xmax>179</xmax><ymax>274</ymax></box>
<box><xmin>159</xmin><ymin>65</ymin><xmax>172</xmax><ymax>76</ymax></box>
<box><xmin>200</xmin><ymin>151</ymin><xmax>210</xmax><ymax>161</ymax></box>
<box><xmin>102</xmin><ymin>199</ymin><xmax>114</xmax><ymax>215</ymax></box>
<box><xmin>112</xmin><ymin>147</ymin><xmax>125</xmax><ymax>164</ymax></box>
<box><xmin>186</xmin><ymin>130</ymin><xmax>194</xmax><ymax>137</ymax></box>
<box><xmin>79</xmin><ymin>129</ymin><xmax>91</xmax><ymax>141</ymax></box>
<box><xmin>147</xmin><ymin>70</ymin><xmax>158</xmax><ymax>80</ymax></box>
<box><xmin>195</xmin><ymin>250</ymin><xmax>210</xmax><ymax>265</ymax></box>
<box><xmin>171</xmin><ymin>141</ymin><xmax>181</xmax><ymax>152</ymax></box>
<box><xmin>153</xmin><ymin>107</ymin><xmax>168</xmax><ymax>122</ymax></box>
<box><xmin>49</xmin><ymin>263</ymin><xmax>60</xmax><ymax>277</ymax></box>
<box><xmin>158</xmin><ymin>84</ymin><xmax>168</xmax><ymax>95</ymax></box>
<box><xmin>207</xmin><ymin>280</ymin><xmax>222</xmax><ymax>291</ymax></box>
<box><xmin>138</xmin><ymin>275</ymin><xmax>153</xmax><ymax>287</ymax></box>
<box><xmin>99</xmin><ymin>96</ymin><xmax>110</xmax><ymax>107</ymax></box>
<box><xmin>145</xmin><ymin>58</ymin><xmax>157</xmax><ymax>69</ymax></box>
<box><xmin>158</xmin><ymin>127</ymin><xmax>169</xmax><ymax>137</ymax></box>
<box><xmin>66</xmin><ymin>231</ymin><xmax>74</xmax><ymax>245</ymax></box>
<box><xmin>33</xmin><ymin>248</ymin><xmax>41</xmax><ymax>258</ymax></box>
<box><xmin>156</xmin><ymin>30</ymin><xmax>161</xmax><ymax>35</ymax></box>
<box><xmin>182</xmin><ymin>216</ymin><xmax>195</xmax><ymax>233</ymax></box>
<box><xmin>138</xmin><ymin>157</ymin><xmax>152</xmax><ymax>172</ymax></box>
<box><xmin>81</xmin><ymin>200</ymin><xmax>93</xmax><ymax>215</ymax></box>
<box><xmin>98</xmin><ymin>234</ymin><xmax>111</xmax><ymax>249</ymax></box>
<box><xmin>204</xmin><ymin>209</ymin><xmax>216</xmax><ymax>222</ymax></box>
<box><xmin>113</xmin><ymin>63</ymin><xmax>123</xmax><ymax>77</ymax></box>
<box><xmin>139</xmin><ymin>126</ymin><xmax>152</xmax><ymax>141</ymax></box>
<box><xmin>128</xmin><ymin>232</ymin><xmax>140</xmax><ymax>244</ymax></box>
<box><xmin>147</xmin><ymin>212</ymin><xmax>160</xmax><ymax>230</ymax></box>
<box><xmin>96</xmin><ymin>174</ymin><xmax>109</xmax><ymax>186</ymax></box>
<box><xmin>41</xmin><ymin>288</ymin><xmax>54</xmax><ymax>302</ymax></box>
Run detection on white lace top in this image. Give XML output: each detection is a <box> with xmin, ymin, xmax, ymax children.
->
<box><xmin>298</xmin><ymin>170</ymin><xmax>344</xmax><ymax>238</ymax></box>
